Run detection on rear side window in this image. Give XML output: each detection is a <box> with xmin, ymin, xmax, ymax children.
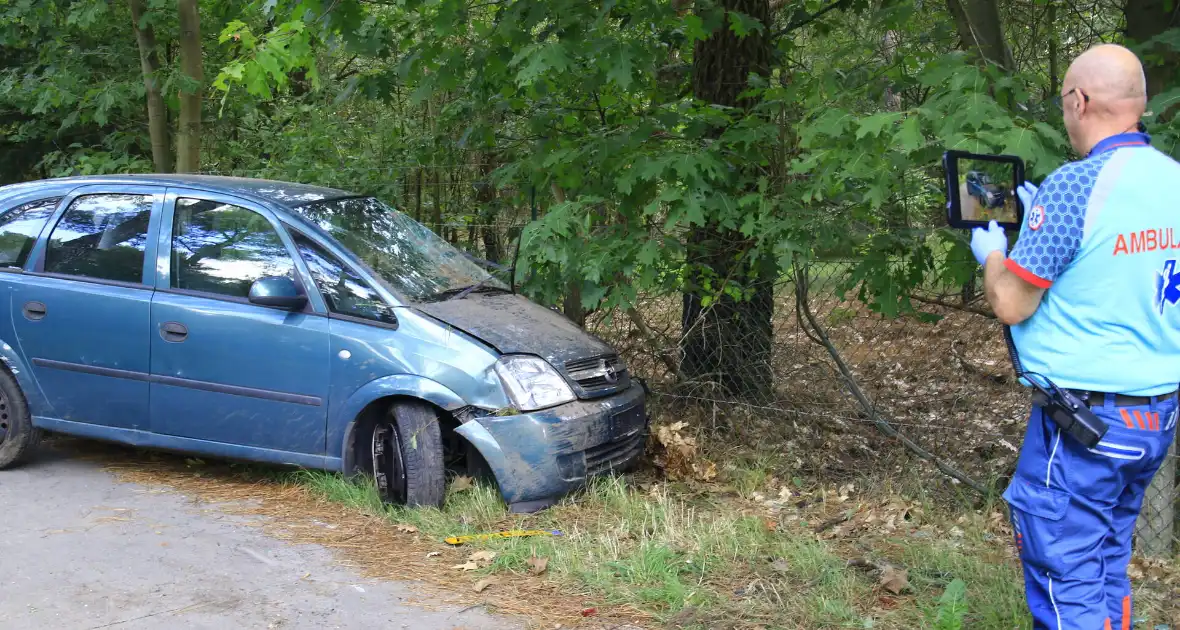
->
<box><xmin>44</xmin><ymin>194</ymin><xmax>153</xmax><ymax>283</ymax></box>
<box><xmin>0</xmin><ymin>197</ymin><xmax>60</xmax><ymax>268</ymax></box>
<box><xmin>170</xmin><ymin>198</ymin><xmax>295</xmax><ymax>299</ymax></box>
<box><xmin>292</xmin><ymin>232</ymin><xmax>396</xmax><ymax>324</ymax></box>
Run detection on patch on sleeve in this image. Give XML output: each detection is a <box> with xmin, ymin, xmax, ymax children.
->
<box><xmin>1027</xmin><ymin>205</ymin><xmax>1045</xmax><ymax>231</ymax></box>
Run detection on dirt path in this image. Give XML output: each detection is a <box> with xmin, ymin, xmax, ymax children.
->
<box><xmin>0</xmin><ymin>443</ymin><xmax>521</xmax><ymax>630</ymax></box>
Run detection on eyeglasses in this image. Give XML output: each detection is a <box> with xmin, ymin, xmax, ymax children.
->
<box><xmin>1052</xmin><ymin>87</ymin><xmax>1089</xmax><ymax>111</ymax></box>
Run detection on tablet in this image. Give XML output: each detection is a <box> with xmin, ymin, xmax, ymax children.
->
<box><xmin>943</xmin><ymin>150</ymin><xmax>1025</xmax><ymax>230</ymax></box>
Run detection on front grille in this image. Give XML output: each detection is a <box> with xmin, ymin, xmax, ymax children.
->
<box><xmin>585</xmin><ymin>432</ymin><xmax>645</xmax><ymax>476</ymax></box>
<box><xmin>564</xmin><ymin>355</ymin><xmax>630</xmax><ymax>394</ymax></box>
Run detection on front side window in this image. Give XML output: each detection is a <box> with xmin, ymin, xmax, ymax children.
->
<box><xmin>292</xmin><ymin>232</ymin><xmax>395</xmax><ymax>324</ymax></box>
<box><xmin>171</xmin><ymin>198</ymin><xmax>295</xmax><ymax>299</ymax></box>
<box><xmin>0</xmin><ymin>197</ymin><xmax>60</xmax><ymax>268</ymax></box>
<box><xmin>44</xmin><ymin>194</ymin><xmax>153</xmax><ymax>283</ymax></box>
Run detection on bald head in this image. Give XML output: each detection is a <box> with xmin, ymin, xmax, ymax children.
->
<box><xmin>1064</xmin><ymin>44</ymin><xmax>1147</xmax><ymax>117</ymax></box>
<box><xmin>1060</xmin><ymin>44</ymin><xmax>1148</xmax><ymax>154</ymax></box>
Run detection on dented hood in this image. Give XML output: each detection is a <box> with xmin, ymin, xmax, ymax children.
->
<box><xmin>412</xmin><ymin>292</ymin><xmax>616</xmax><ymax>366</ymax></box>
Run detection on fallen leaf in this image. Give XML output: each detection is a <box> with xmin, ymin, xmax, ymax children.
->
<box><xmin>449</xmin><ymin>475</ymin><xmax>475</xmax><ymax>493</ymax></box>
<box><xmin>451</xmin><ymin>561</ymin><xmax>479</xmax><ymax>571</ymax></box>
<box><xmin>396</xmin><ymin>524</ymin><xmax>418</xmax><ymax>534</ymax></box>
<box><xmin>473</xmin><ymin>578</ymin><xmax>497</xmax><ymax>593</ymax></box>
<box><xmin>469</xmin><ymin>550</ymin><xmax>496</xmax><ymax>566</ymax></box>
<box><xmin>527</xmin><ymin>556</ymin><xmax>549</xmax><ymax>575</ymax></box>
<box><xmin>880</xmin><ymin>565</ymin><xmax>909</xmax><ymax>594</ymax></box>
<box><xmin>426</xmin><ymin>551</ymin><xmax>441</xmax><ymax>558</ymax></box>
<box><xmin>877</xmin><ymin>595</ymin><xmax>899</xmax><ymax>610</ymax></box>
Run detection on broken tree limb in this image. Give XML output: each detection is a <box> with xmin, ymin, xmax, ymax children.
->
<box><xmin>907</xmin><ymin>292</ymin><xmax>995</xmax><ymax>318</ymax></box>
<box><xmin>625</xmin><ymin>306</ymin><xmax>679</xmax><ymax>377</ymax></box>
<box><xmin>794</xmin><ymin>264</ymin><xmax>989</xmax><ymax>496</ymax></box>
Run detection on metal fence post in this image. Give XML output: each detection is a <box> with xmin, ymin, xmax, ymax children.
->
<box><xmin>1135</xmin><ymin>433</ymin><xmax>1177</xmax><ymax>558</ymax></box>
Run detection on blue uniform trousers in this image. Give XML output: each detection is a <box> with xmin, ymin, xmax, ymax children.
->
<box><xmin>1002</xmin><ymin>394</ymin><xmax>1177</xmax><ymax>630</ymax></box>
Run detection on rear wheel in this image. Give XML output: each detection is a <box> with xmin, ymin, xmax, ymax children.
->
<box><xmin>0</xmin><ymin>368</ymin><xmax>39</xmax><ymax>469</ymax></box>
<box><xmin>363</xmin><ymin>400</ymin><xmax>445</xmax><ymax>508</ymax></box>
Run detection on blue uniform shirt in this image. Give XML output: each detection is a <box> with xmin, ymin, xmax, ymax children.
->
<box><xmin>1006</xmin><ymin>132</ymin><xmax>1180</xmax><ymax>396</ymax></box>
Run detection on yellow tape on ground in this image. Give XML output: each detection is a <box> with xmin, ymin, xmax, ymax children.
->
<box><xmin>444</xmin><ymin>529</ymin><xmax>563</xmax><ymax>545</ymax></box>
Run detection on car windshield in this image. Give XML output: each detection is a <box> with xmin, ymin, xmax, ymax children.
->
<box><xmin>978</xmin><ymin>174</ymin><xmax>992</xmax><ymax>184</ymax></box>
<box><xmin>292</xmin><ymin>197</ymin><xmax>508</xmax><ymax>302</ymax></box>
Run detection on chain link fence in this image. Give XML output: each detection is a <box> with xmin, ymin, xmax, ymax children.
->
<box><xmin>581</xmin><ymin>256</ymin><xmax>1179</xmax><ymax>560</ymax></box>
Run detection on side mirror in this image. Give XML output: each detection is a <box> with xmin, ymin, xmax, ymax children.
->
<box><xmin>248</xmin><ymin>276</ymin><xmax>307</xmax><ymax>310</ymax></box>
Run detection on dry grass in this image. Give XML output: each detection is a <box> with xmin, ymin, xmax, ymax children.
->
<box><xmin>56</xmin><ymin>432</ymin><xmax>1177</xmax><ymax>630</ymax></box>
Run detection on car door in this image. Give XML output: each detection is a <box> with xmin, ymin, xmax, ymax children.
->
<box><xmin>9</xmin><ymin>186</ymin><xmax>162</xmax><ymax>431</ymax></box>
<box><xmin>148</xmin><ymin>189</ymin><xmax>330</xmax><ymax>456</ymax></box>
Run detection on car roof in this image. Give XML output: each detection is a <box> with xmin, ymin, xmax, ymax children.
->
<box><xmin>0</xmin><ymin>174</ymin><xmax>357</xmax><ymax>209</ymax></box>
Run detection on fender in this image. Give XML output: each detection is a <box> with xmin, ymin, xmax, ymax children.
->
<box><xmin>452</xmin><ymin>420</ymin><xmax>526</xmax><ymax>502</ymax></box>
<box><xmin>332</xmin><ymin>374</ymin><xmax>467</xmax><ymax>471</ymax></box>
<box><xmin>0</xmin><ymin>336</ymin><xmax>49</xmax><ymax>416</ymax></box>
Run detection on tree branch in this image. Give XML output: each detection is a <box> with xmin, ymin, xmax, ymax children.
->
<box><xmin>907</xmin><ymin>293</ymin><xmax>995</xmax><ymax>318</ymax></box>
<box><xmin>772</xmin><ymin>0</ymin><xmax>854</xmax><ymax>38</ymax></box>
<box><xmin>334</xmin><ymin>55</ymin><xmax>358</xmax><ymax>81</ymax></box>
<box><xmin>795</xmin><ymin>264</ymin><xmax>989</xmax><ymax>496</ymax></box>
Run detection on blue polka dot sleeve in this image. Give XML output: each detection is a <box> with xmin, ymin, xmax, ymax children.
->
<box><xmin>1006</xmin><ymin>157</ymin><xmax>1104</xmax><ymax>287</ymax></box>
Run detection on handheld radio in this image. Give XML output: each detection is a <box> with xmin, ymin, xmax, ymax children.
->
<box><xmin>1003</xmin><ymin>326</ymin><xmax>1107</xmax><ymax>448</ymax></box>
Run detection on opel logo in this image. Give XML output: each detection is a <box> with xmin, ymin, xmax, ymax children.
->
<box><xmin>600</xmin><ymin>359</ymin><xmax>617</xmax><ymax>384</ymax></box>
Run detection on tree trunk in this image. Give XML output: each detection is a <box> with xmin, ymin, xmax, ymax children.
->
<box><xmin>415</xmin><ymin>169</ymin><xmax>424</xmax><ymax>222</ymax></box>
<box><xmin>476</xmin><ymin>156</ymin><xmax>502</xmax><ymax>263</ymax></box>
<box><xmin>1047</xmin><ymin>1</ymin><xmax>1060</xmax><ymax>100</ymax></box>
<box><xmin>431</xmin><ymin>170</ymin><xmax>442</xmax><ymax>229</ymax></box>
<box><xmin>176</xmin><ymin>0</ymin><xmax>203</xmax><ymax>173</ymax></box>
<box><xmin>1125</xmin><ymin>0</ymin><xmax>1180</xmax><ymax>121</ymax></box>
<box><xmin>129</xmin><ymin>0</ymin><xmax>172</xmax><ymax>173</ymax></box>
<box><xmin>681</xmin><ymin>0</ymin><xmax>775</xmax><ymax>400</ymax></box>
<box><xmin>549</xmin><ymin>182</ymin><xmax>586</xmax><ymax>327</ymax></box>
<box><xmin>945</xmin><ymin>0</ymin><xmax>1016</xmax><ymax>71</ymax></box>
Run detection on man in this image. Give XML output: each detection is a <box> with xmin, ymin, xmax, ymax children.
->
<box><xmin>971</xmin><ymin>43</ymin><xmax>1180</xmax><ymax>629</ymax></box>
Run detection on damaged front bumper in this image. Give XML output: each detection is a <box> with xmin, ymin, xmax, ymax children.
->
<box><xmin>454</xmin><ymin>382</ymin><xmax>648</xmax><ymax>512</ymax></box>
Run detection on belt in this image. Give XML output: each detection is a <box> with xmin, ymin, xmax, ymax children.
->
<box><xmin>1066</xmin><ymin>389</ymin><xmax>1179</xmax><ymax>407</ymax></box>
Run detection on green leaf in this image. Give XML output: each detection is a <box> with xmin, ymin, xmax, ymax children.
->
<box><xmin>1148</xmin><ymin>87</ymin><xmax>1180</xmax><ymax>120</ymax></box>
<box><xmin>932</xmin><ymin>579</ymin><xmax>968</xmax><ymax>630</ymax></box>
<box><xmin>856</xmin><ymin>112</ymin><xmax>902</xmax><ymax>139</ymax></box>
<box><xmin>894</xmin><ymin>116</ymin><xmax>923</xmax><ymax>152</ymax></box>
<box><xmin>727</xmin><ymin>11</ymin><xmax>764</xmax><ymax>38</ymax></box>
<box><xmin>607</xmin><ymin>48</ymin><xmax>633</xmax><ymax>90</ymax></box>
<box><xmin>636</xmin><ymin>241</ymin><xmax>660</xmax><ymax>266</ymax></box>
<box><xmin>682</xmin><ymin>14</ymin><xmax>708</xmax><ymax>42</ymax></box>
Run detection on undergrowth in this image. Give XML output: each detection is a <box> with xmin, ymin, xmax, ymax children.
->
<box><xmin>288</xmin><ymin>466</ymin><xmax>1037</xmax><ymax>629</ymax></box>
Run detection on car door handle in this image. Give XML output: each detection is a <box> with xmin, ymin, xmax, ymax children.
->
<box><xmin>22</xmin><ymin>301</ymin><xmax>47</xmax><ymax>321</ymax></box>
<box><xmin>160</xmin><ymin>322</ymin><xmax>188</xmax><ymax>343</ymax></box>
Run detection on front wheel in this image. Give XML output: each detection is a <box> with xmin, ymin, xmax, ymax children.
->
<box><xmin>366</xmin><ymin>400</ymin><xmax>445</xmax><ymax>508</ymax></box>
<box><xmin>0</xmin><ymin>367</ymin><xmax>39</xmax><ymax>469</ymax></box>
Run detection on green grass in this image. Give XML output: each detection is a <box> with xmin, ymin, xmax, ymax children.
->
<box><xmin>277</xmin><ymin>466</ymin><xmax>1066</xmax><ymax>629</ymax></box>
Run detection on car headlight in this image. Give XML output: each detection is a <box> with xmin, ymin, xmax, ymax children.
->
<box><xmin>494</xmin><ymin>355</ymin><xmax>575</xmax><ymax>411</ymax></box>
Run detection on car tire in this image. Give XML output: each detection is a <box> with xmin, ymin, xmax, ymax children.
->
<box><xmin>0</xmin><ymin>367</ymin><xmax>39</xmax><ymax>469</ymax></box>
<box><xmin>367</xmin><ymin>400</ymin><xmax>445</xmax><ymax>508</ymax></box>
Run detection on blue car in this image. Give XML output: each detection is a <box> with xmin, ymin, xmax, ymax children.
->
<box><xmin>965</xmin><ymin>171</ymin><xmax>1006</xmax><ymax>209</ymax></box>
<box><xmin>0</xmin><ymin>175</ymin><xmax>647</xmax><ymax>512</ymax></box>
